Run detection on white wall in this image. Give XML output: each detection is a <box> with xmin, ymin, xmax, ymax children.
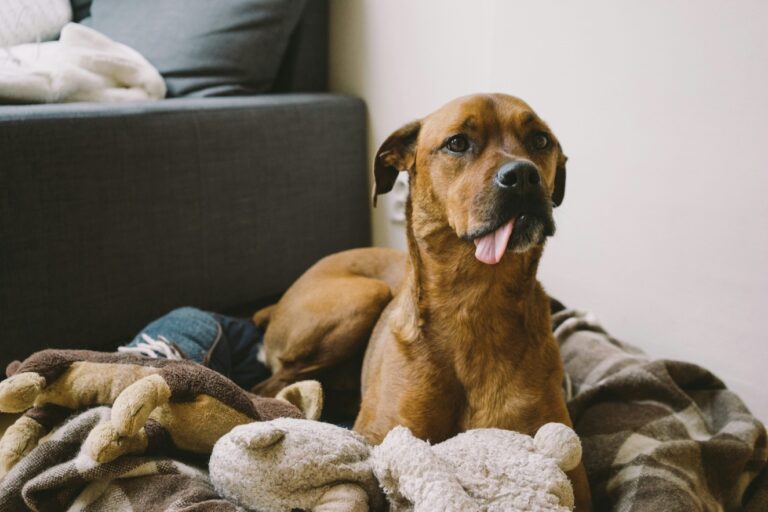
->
<box><xmin>329</xmin><ymin>0</ymin><xmax>768</xmax><ymax>420</ymax></box>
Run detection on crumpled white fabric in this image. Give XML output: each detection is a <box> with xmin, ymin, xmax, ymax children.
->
<box><xmin>0</xmin><ymin>22</ymin><xmax>166</xmax><ymax>103</ymax></box>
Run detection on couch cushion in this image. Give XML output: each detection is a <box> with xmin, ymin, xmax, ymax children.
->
<box><xmin>83</xmin><ymin>0</ymin><xmax>306</xmax><ymax>97</ymax></box>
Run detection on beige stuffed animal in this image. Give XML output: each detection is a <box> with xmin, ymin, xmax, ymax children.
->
<box><xmin>210</xmin><ymin>417</ymin><xmax>385</xmax><ymax>512</ymax></box>
<box><xmin>0</xmin><ymin>349</ymin><xmax>322</xmax><ymax>476</ymax></box>
<box><xmin>372</xmin><ymin>423</ymin><xmax>582</xmax><ymax>512</ymax></box>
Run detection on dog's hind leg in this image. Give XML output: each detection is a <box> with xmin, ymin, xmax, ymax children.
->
<box><xmin>253</xmin><ymin>304</ymin><xmax>275</xmax><ymax>330</ymax></box>
<box><xmin>251</xmin><ymin>275</ymin><xmax>393</xmax><ymax>397</ymax></box>
<box><xmin>250</xmin><ymin>248</ymin><xmax>405</xmax><ymax>424</ymax></box>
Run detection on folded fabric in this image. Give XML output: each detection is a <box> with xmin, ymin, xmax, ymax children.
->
<box><xmin>0</xmin><ymin>22</ymin><xmax>165</xmax><ymax>103</ymax></box>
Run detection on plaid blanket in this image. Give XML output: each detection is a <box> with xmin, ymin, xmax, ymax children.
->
<box><xmin>556</xmin><ymin>309</ymin><xmax>767</xmax><ymax>511</ymax></box>
<box><xmin>0</xmin><ymin>407</ymin><xmax>241</xmax><ymax>512</ymax></box>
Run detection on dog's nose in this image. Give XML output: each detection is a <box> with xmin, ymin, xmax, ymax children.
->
<box><xmin>495</xmin><ymin>161</ymin><xmax>541</xmax><ymax>192</ymax></box>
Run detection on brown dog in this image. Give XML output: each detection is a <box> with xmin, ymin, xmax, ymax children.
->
<box><xmin>254</xmin><ymin>93</ymin><xmax>591</xmax><ymax>510</ymax></box>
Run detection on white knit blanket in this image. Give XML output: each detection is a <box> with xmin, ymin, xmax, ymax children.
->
<box><xmin>0</xmin><ymin>23</ymin><xmax>166</xmax><ymax>104</ymax></box>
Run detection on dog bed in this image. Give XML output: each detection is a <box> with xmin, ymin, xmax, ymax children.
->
<box><xmin>0</xmin><ymin>307</ymin><xmax>765</xmax><ymax>511</ymax></box>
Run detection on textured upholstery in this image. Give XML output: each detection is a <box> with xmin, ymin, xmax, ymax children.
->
<box><xmin>0</xmin><ymin>94</ymin><xmax>370</xmax><ymax>367</ymax></box>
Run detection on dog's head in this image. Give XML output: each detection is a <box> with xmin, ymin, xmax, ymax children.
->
<box><xmin>374</xmin><ymin>93</ymin><xmax>566</xmax><ymax>265</ymax></box>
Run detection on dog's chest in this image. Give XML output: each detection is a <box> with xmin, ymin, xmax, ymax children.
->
<box><xmin>446</xmin><ymin>323</ymin><xmax>556</xmax><ymax>434</ymax></box>
<box><xmin>414</xmin><ymin>275</ymin><xmax>557</xmax><ymax>435</ymax></box>
<box><xmin>457</xmin><ymin>361</ymin><xmax>540</xmax><ymax>432</ymax></box>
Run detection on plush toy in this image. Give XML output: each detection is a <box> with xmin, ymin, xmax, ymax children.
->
<box><xmin>0</xmin><ymin>349</ymin><xmax>322</xmax><ymax>476</ymax></box>
<box><xmin>372</xmin><ymin>423</ymin><xmax>582</xmax><ymax>512</ymax></box>
<box><xmin>210</xmin><ymin>417</ymin><xmax>385</xmax><ymax>512</ymax></box>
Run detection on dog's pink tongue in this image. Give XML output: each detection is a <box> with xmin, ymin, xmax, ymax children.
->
<box><xmin>473</xmin><ymin>219</ymin><xmax>515</xmax><ymax>265</ymax></box>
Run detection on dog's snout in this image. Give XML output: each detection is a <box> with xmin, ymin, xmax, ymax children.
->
<box><xmin>495</xmin><ymin>161</ymin><xmax>541</xmax><ymax>192</ymax></box>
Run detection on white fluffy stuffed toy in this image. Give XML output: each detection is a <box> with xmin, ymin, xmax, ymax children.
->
<box><xmin>371</xmin><ymin>423</ymin><xmax>582</xmax><ymax>512</ymax></box>
<box><xmin>209</xmin><ymin>417</ymin><xmax>385</xmax><ymax>512</ymax></box>
<box><xmin>210</xmin><ymin>419</ymin><xmax>581</xmax><ymax>512</ymax></box>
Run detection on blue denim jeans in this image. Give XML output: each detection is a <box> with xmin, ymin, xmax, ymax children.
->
<box><xmin>123</xmin><ymin>307</ymin><xmax>270</xmax><ymax>390</ymax></box>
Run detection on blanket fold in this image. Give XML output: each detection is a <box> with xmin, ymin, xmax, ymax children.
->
<box><xmin>0</xmin><ymin>22</ymin><xmax>165</xmax><ymax>104</ymax></box>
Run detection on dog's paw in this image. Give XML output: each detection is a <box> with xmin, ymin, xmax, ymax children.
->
<box><xmin>0</xmin><ymin>415</ymin><xmax>47</xmax><ymax>476</ymax></box>
<box><xmin>0</xmin><ymin>373</ymin><xmax>46</xmax><ymax>413</ymax></box>
<box><xmin>82</xmin><ymin>421</ymin><xmax>148</xmax><ymax>463</ymax></box>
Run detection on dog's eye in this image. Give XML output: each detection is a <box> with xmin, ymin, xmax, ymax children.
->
<box><xmin>444</xmin><ymin>135</ymin><xmax>470</xmax><ymax>154</ymax></box>
<box><xmin>530</xmin><ymin>132</ymin><xmax>550</xmax><ymax>151</ymax></box>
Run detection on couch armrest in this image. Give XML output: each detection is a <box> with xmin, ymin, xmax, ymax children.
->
<box><xmin>0</xmin><ymin>94</ymin><xmax>369</xmax><ymax>365</ymax></box>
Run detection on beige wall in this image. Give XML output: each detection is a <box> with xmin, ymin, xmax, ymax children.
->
<box><xmin>329</xmin><ymin>0</ymin><xmax>768</xmax><ymax>420</ymax></box>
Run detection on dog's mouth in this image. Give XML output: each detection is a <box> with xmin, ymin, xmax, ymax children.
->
<box><xmin>472</xmin><ymin>217</ymin><xmax>516</xmax><ymax>265</ymax></box>
<box><xmin>470</xmin><ymin>213</ymin><xmax>554</xmax><ymax>265</ymax></box>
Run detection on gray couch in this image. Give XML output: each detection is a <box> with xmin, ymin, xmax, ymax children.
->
<box><xmin>0</xmin><ymin>1</ymin><xmax>370</xmax><ymax>368</ymax></box>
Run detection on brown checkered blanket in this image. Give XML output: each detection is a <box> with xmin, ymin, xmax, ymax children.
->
<box><xmin>0</xmin><ymin>309</ymin><xmax>765</xmax><ymax>511</ymax></box>
<box><xmin>556</xmin><ymin>308</ymin><xmax>767</xmax><ymax>511</ymax></box>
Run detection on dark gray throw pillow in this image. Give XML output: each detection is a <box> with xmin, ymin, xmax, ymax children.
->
<box><xmin>83</xmin><ymin>0</ymin><xmax>306</xmax><ymax>97</ymax></box>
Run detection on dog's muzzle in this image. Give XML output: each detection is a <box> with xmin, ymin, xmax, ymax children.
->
<box><xmin>471</xmin><ymin>160</ymin><xmax>555</xmax><ymax>265</ymax></box>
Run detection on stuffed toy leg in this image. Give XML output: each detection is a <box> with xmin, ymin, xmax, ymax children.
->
<box><xmin>0</xmin><ymin>349</ymin><xmax>321</xmax><ymax>476</ymax></box>
<box><xmin>0</xmin><ymin>404</ymin><xmax>72</xmax><ymax>474</ymax></box>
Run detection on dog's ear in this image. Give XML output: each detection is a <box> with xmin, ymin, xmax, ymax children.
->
<box><xmin>552</xmin><ymin>147</ymin><xmax>567</xmax><ymax>207</ymax></box>
<box><xmin>372</xmin><ymin>120</ymin><xmax>421</xmax><ymax>207</ymax></box>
